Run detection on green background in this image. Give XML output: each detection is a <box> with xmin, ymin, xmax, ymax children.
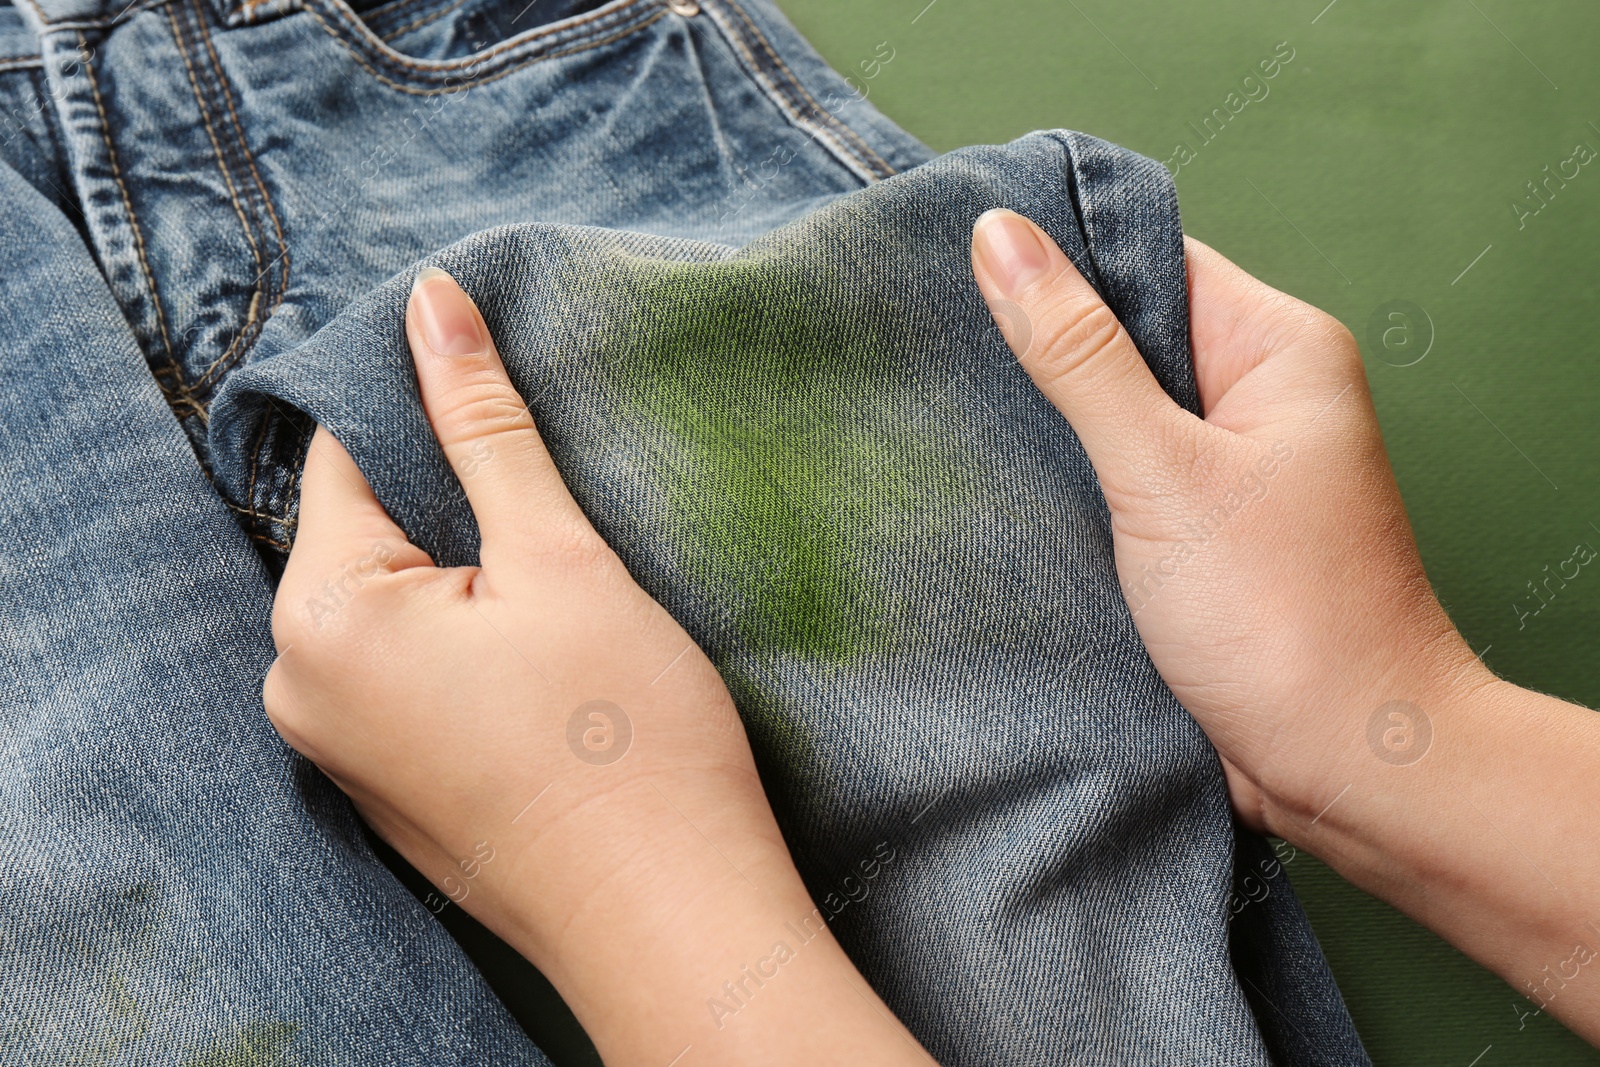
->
<box><xmin>779</xmin><ymin>0</ymin><xmax>1600</xmax><ymax>1063</ymax></box>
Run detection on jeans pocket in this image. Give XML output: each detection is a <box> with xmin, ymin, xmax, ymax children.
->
<box><xmin>296</xmin><ymin>0</ymin><xmax>667</xmax><ymax>91</ymax></box>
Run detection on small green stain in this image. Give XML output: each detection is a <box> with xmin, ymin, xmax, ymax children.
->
<box><xmin>181</xmin><ymin>1020</ymin><xmax>299</xmax><ymax>1067</ymax></box>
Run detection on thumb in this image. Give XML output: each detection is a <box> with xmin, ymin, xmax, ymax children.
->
<box><xmin>971</xmin><ymin>209</ymin><xmax>1194</xmax><ymax>489</ymax></box>
<box><xmin>407</xmin><ymin>267</ymin><xmax>596</xmax><ymax>558</ymax></box>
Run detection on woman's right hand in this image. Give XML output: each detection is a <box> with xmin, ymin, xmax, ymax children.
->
<box><xmin>971</xmin><ymin>208</ymin><xmax>1485</xmax><ymax>824</ymax></box>
<box><xmin>970</xmin><ymin>209</ymin><xmax>1600</xmax><ymax>1048</ymax></box>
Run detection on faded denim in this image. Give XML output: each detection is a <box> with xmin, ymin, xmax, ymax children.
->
<box><xmin>0</xmin><ymin>0</ymin><xmax>1369</xmax><ymax>1063</ymax></box>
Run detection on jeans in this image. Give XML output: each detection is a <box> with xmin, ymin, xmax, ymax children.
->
<box><xmin>0</xmin><ymin>0</ymin><xmax>1368</xmax><ymax>1062</ymax></box>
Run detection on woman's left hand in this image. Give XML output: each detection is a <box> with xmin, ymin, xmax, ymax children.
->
<box><xmin>263</xmin><ymin>267</ymin><xmax>932</xmax><ymax>1067</ymax></box>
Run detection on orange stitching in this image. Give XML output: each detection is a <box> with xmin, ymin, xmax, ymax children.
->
<box><xmin>224</xmin><ymin>496</ymin><xmax>294</xmax><ymax>553</ymax></box>
<box><xmin>9</xmin><ymin>0</ymin><xmax>46</xmax><ymax>24</ymax></box>
<box><xmin>721</xmin><ymin>0</ymin><xmax>893</xmax><ymax>179</ymax></box>
<box><xmin>80</xmin><ymin>31</ymin><xmax>193</xmax><ymax>415</ymax></box>
<box><xmin>167</xmin><ymin>2</ymin><xmax>268</xmax><ymax>393</ymax></box>
<box><xmin>694</xmin><ymin>3</ymin><xmax>862</xmax><ymax>180</ymax></box>
<box><xmin>0</xmin><ymin>57</ymin><xmax>44</xmax><ymax>69</ymax></box>
<box><xmin>379</xmin><ymin>0</ymin><xmax>468</xmax><ymax>42</ymax></box>
<box><xmin>362</xmin><ymin>0</ymin><xmax>439</xmax><ymax>31</ymax></box>
<box><xmin>192</xmin><ymin>0</ymin><xmax>291</xmax><ymax>390</ymax></box>
<box><xmin>298</xmin><ymin>2</ymin><xmax>664</xmax><ymax>95</ymax></box>
<box><xmin>241</xmin><ymin>400</ymin><xmax>273</xmax><ymax>543</ymax></box>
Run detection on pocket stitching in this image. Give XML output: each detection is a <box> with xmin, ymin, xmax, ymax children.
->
<box><xmin>373</xmin><ymin>0</ymin><xmax>468</xmax><ymax>43</ymax></box>
<box><xmin>187</xmin><ymin>0</ymin><xmax>292</xmax><ymax>394</ymax></box>
<box><xmin>299</xmin><ymin>0</ymin><xmax>656</xmax><ymax>86</ymax></box>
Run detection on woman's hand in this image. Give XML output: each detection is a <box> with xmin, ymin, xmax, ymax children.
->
<box><xmin>972</xmin><ymin>209</ymin><xmax>1488</xmax><ymax>824</ymax></box>
<box><xmin>264</xmin><ymin>268</ymin><xmax>933</xmax><ymax>1066</ymax></box>
<box><xmin>971</xmin><ymin>209</ymin><xmax>1600</xmax><ymax>1047</ymax></box>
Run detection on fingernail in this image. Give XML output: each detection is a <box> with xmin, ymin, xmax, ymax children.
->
<box><xmin>973</xmin><ymin>210</ymin><xmax>1053</xmax><ymax>299</ymax></box>
<box><xmin>410</xmin><ymin>267</ymin><xmax>487</xmax><ymax>357</ymax></box>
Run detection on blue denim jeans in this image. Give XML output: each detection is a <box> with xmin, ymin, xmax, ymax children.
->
<box><xmin>0</xmin><ymin>0</ymin><xmax>1368</xmax><ymax>1063</ymax></box>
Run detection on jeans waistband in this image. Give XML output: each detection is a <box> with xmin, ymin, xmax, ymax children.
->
<box><xmin>12</xmin><ymin>0</ymin><xmax>705</xmax><ymax>33</ymax></box>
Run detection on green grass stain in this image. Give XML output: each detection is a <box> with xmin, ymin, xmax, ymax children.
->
<box><xmin>602</xmin><ymin>254</ymin><xmax>922</xmax><ymax>656</ymax></box>
<box><xmin>181</xmin><ymin>1020</ymin><xmax>299</xmax><ymax>1067</ymax></box>
<box><xmin>590</xmin><ymin>246</ymin><xmax>976</xmax><ymax>762</ymax></box>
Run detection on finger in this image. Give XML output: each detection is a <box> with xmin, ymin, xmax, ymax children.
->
<box><xmin>971</xmin><ymin>209</ymin><xmax>1194</xmax><ymax>484</ymax></box>
<box><xmin>292</xmin><ymin>424</ymin><xmax>419</xmax><ymax>567</ymax></box>
<box><xmin>406</xmin><ymin>267</ymin><xmax>592</xmax><ymax>553</ymax></box>
<box><xmin>276</xmin><ymin>425</ymin><xmax>427</xmax><ymax>651</ymax></box>
<box><xmin>1184</xmin><ymin>236</ymin><xmax>1348</xmax><ymax>417</ymax></box>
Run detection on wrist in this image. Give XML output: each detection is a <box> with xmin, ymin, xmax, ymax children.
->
<box><xmin>450</xmin><ymin>777</ymin><xmax>927</xmax><ymax>1064</ymax></box>
<box><xmin>1253</xmin><ymin>672</ymin><xmax>1600</xmax><ymax>1047</ymax></box>
<box><xmin>501</xmin><ymin>821</ymin><xmax>923</xmax><ymax>1065</ymax></box>
<box><xmin>1256</xmin><ymin>663</ymin><xmax>1523</xmax><ymax>897</ymax></box>
<box><xmin>1249</xmin><ymin>615</ymin><xmax>1495</xmax><ymax>840</ymax></box>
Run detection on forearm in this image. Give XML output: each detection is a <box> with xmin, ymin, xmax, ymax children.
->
<box><xmin>1263</xmin><ymin>671</ymin><xmax>1600</xmax><ymax>1043</ymax></box>
<box><xmin>478</xmin><ymin>784</ymin><xmax>934</xmax><ymax>1067</ymax></box>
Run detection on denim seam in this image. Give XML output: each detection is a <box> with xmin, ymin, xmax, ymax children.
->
<box><xmin>717</xmin><ymin>0</ymin><xmax>892</xmax><ymax>180</ymax></box>
<box><xmin>78</xmin><ymin>30</ymin><xmax>194</xmax><ymax>419</ymax></box>
<box><xmin>374</xmin><ymin>0</ymin><xmax>469</xmax><ymax>42</ymax></box>
<box><xmin>186</xmin><ymin>0</ymin><xmax>291</xmax><ymax>394</ymax></box>
<box><xmin>296</xmin><ymin>0</ymin><xmax>657</xmax><ymax>83</ymax></box>
<box><xmin>295</xmin><ymin>0</ymin><xmax>664</xmax><ymax>94</ymax></box>
<box><xmin>35</xmin><ymin>66</ymin><xmax>78</xmax><ymax>203</ymax></box>
<box><xmin>696</xmin><ymin>0</ymin><xmax>890</xmax><ymax>185</ymax></box>
<box><xmin>0</xmin><ymin>56</ymin><xmax>45</xmax><ymax>68</ymax></box>
<box><xmin>166</xmin><ymin>2</ymin><xmax>272</xmax><ymax>398</ymax></box>
<box><xmin>240</xmin><ymin>407</ymin><xmax>293</xmax><ymax>554</ymax></box>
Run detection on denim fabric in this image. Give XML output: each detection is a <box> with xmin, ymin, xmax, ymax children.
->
<box><xmin>210</xmin><ymin>131</ymin><xmax>1369</xmax><ymax>1067</ymax></box>
<box><xmin>0</xmin><ymin>161</ymin><xmax>544</xmax><ymax>1065</ymax></box>
<box><xmin>0</xmin><ymin>0</ymin><xmax>1368</xmax><ymax>1062</ymax></box>
<box><xmin>8</xmin><ymin>0</ymin><xmax>927</xmax><ymax>503</ymax></box>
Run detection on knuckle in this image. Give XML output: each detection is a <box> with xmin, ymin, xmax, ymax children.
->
<box><xmin>435</xmin><ymin>377</ymin><xmax>535</xmax><ymax>442</ymax></box>
<box><xmin>261</xmin><ymin>661</ymin><xmax>309</xmax><ymax>751</ymax></box>
<box><xmin>1300</xmin><ymin>305</ymin><xmax>1359</xmax><ymax>356</ymax></box>
<box><xmin>272</xmin><ymin>561</ymin><xmax>395</xmax><ymax>660</ymax></box>
<box><xmin>1261</xmin><ymin>294</ymin><xmax>1357</xmax><ymax>359</ymax></box>
<box><xmin>269</xmin><ymin>589</ymin><xmax>312</xmax><ymax>657</ymax></box>
<box><xmin>535</xmin><ymin>519</ymin><xmax>617</xmax><ymax>572</ymax></box>
<box><xmin>1028</xmin><ymin>296</ymin><xmax>1127</xmax><ymax>386</ymax></box>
